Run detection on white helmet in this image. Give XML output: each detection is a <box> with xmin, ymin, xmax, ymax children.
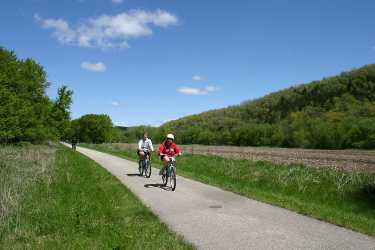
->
<box><xmin>166</xmin><ymin>133</ymin><xmax>175</xmax><ymax>140</ymax></box>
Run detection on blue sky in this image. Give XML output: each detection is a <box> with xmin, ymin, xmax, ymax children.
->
<box><xmin>1</xmin><ymin>0</ymin><xmax>375</xmax><ymax>126</ymax></box>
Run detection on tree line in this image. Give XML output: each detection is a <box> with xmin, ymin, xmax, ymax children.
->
<box><xmin>0</xmin><ymin>47</ymin><xmax>73</xmax><ymax>143</ymax></box>
<box><xmin>122</xmin><ymin>65</ymin><xmax>375</xmax><ymax>149</ymax></box>
<box><xmin>0</xmin><ymin>47</ymin><xmax>118</xmax><ymax>144</ymax></box>
<box><xmin>3</xmin><ymin>45</ymin><xmax>374</xmax><ymax>149</ymax></box>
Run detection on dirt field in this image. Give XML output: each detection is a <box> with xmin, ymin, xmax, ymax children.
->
<box><xmin>111</xmin><ymin>143</ymin><xmax>375</xmax><ymax>173</ymax></box>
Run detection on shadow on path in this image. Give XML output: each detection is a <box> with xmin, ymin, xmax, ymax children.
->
<box><xmin>144</xmin><ymin>183</ymin><xmax>172</xmax><ymax>191</ymax></box>
<box><xmin>127</xmin><ymin>173</ymin><xmax>140</xmax><ymax>177</ymax></box>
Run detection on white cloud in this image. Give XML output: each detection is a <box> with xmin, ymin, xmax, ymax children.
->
<box><xmin>111</xmin><ymin>101</ymin><xmax>120</xmax><ymax>106</ymax></box>
<box><xmin>177</xmin><ymin>85</ymin><xmax>219</xmax><ymax>95</ymax></box>
<box><xmin>112</xmin><ymin>0</ymin><xmax>123</xmax><ymax>4</ymax></box>
<box><xmin>192</xmin><ymin>75</ymin><xmax>206</xmax><ymax>81</ymax></box>
<box><xmin>35</xmin><ymin>9</ymin><xmax>178</xmax><ymax>49</ymax></box>
<box><xmin>34</xmin><ymin>13</ymin><xmax>42</xmax><ymax>22</ymax></box>
<box><xmin>80</xmin><ymin>61</ymin><xmax>106</xmax><ymax>72</ymax></box>
<box><xmin>114</xmin><ymin>121</ymin><xmax>128</xmax><ymax>127</ymax></box>
<box><xmin>205</xmin><ymin>85</ymin><xmax>219</xmax><ymax>92</ymax></box>
<box><xmin>35</xmin><ymin>14</ymin><xmax>76</xmax><ymax>44</ymax></box>
<box><xmin>163</xmin><ymin>117</ymin><xmax>177</xmax><ymax>123</ymax></box>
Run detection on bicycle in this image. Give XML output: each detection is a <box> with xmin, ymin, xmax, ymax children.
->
<box><xmin>162</xmin><ymin>157</ymin><xmax>177</xmax><ymax>191</ymax></box>
<box><xmin>138</xmin><ymin>151</ymin><xmax>152</xmax><ymax>178</ymax></box>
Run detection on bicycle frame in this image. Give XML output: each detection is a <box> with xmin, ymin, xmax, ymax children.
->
<box><xmin>139</xmin><ymin>151</ymin><xmax>152</xmax><ymax>178</ymax></box>
<box><xmin>161</xmin><ymin>157</ymin><xmax>177</xmax><ymax>190</ymax></box>
<box><xmin>167</xmin><ymin>157</ymin><xmax>176</xmax><ymax>176</ymax></box>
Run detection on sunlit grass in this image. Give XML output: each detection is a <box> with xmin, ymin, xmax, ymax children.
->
<box><xmin>0</xmin><ymin>145</ymin><xmax>56</xmax><ymax>229</ymax></box>
<box><xmin>0</xmin><ymin>145</ymin><xmax>194</xmax><ymax>249</ymax></box>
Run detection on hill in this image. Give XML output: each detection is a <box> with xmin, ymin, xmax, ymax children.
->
<box><xmin>156</xmin><ymin>65</ymin><xmax>375</xmax><ymax>148</ymax></box>
<box><xmin>124</xmin><ymin>65</ymin><xmax>375</xmax><ymax>149</ymax></box>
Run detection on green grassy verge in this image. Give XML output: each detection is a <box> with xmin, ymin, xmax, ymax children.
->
<box><xmin>0</xmin><ymin>144</ymin><xmax>194</xmax><ymax>249</ymax></box>
<box><xmin>81</xmin><ymin>143</ymin><xmax>375</xmax><ymax>236</ymax></box>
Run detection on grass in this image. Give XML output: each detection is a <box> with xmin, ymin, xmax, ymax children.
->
<box><xmin>0</xmin><ymin>144</ymin><xmax>194</xmax><ymax>249</ymax></box>
<box><xmin>81</xmin><ymin>143</ymin><xmax>375</xmax><ymax>236</ymax></box>
<box><xmin>0</xmin><ymin>144</ymin><xmax>56</xmax><ymax>231</ymax></box>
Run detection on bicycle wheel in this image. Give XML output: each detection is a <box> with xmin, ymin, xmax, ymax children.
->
<box><xmin>145</xmin><ymin>159</ymin><xmax>151</xmax><ymax>178</ymax></box>
<box><xmin>138</xmin><ymin>160</ymin><xmax>144</xmax><ymax>176</ymax></box>
<box><xmin>162</xmin><ymin>168</ymin><xmax>168</xmax><ymax>186</ymax></box>
<box><xmin>170</xmin><ymin>167</ymin><xmax>176</xmax><ymax>191</ymax></box>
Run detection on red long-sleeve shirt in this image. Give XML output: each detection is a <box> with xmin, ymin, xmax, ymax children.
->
<box><xmin>159</xmin><ymin>141</ymin><xmax>181</xmax><ymax>157</ymax></box>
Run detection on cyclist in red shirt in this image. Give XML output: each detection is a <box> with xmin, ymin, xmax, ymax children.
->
<box><xmin>158</xmin><ymin>134</ymin><xmax>181</xmax><ymax>174</ymax></box>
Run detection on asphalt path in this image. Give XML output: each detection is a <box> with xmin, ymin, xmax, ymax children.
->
<box><xmin>65</xmin><ymin>144</ymin><xmax>375</xmax><ymax>250</ymax></box>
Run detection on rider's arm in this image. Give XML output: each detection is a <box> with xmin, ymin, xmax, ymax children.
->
<box><xmin>158</xmin><ymin>143</ymin><xmax>165</xmax><ymax>155</ymax></box>
<box><xmin>138</xmin><ymin>140</ymin><xmax>143</xmax><ymax>150</ymax></box>
<box><xmin>149</xmin><ymin>139</ymin><xmax>154</xmax><ymax>152</ymax></box>
<box><xmin>174</xmin><ymin>144</ymin><xmax>181</xmax><ymax>156</ymax></box>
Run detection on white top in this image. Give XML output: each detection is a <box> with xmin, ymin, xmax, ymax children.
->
<box><xmin>138</xmin><ymin>138</ymin><xmax>154</xmax><ymax>152</ymax></box>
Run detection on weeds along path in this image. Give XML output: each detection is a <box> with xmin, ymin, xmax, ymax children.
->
<box><xmin>113</xmin><ymin>143</ymin><xmax>375</xmax><ymax>172</ymax></box>
<box><xmin>0</xmin><ymin>145</ymin><xmax>56</xmax><ymax>225</ymax></box>
<box><xmin>65</xmin><ymin>143</ymin><xmax>375</xmax><ymax>250</ymax></box>
<box><xmin>1</xmin><ymin>145</ymin><xmax>193</xmax><ymax>249</ymax></box>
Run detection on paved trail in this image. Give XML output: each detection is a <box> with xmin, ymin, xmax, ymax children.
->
<box><xmin>68</xmin><ymin>144</ymin><xmax>375</xmax><ymax>250</ymax></box>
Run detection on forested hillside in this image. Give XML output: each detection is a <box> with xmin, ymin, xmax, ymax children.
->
<box><xmin>0</xmin><ymin>47</ymin><xmax>73</xmax><ymax>143</ymax></box>
<box><xmin>124</xmin><ymin>65</ymin><xmax>375</xmax><ymax>149</ymax></box>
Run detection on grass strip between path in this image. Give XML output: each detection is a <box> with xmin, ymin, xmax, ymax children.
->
<box><xmin>0</xmin><ymin>144</ymin><xmax>194</xmax><ymax>250</ymax></box>
<box><xmin>80</xmin><ymin>143</ymin><xmax>375</xmax><ymax>237</ymax></box>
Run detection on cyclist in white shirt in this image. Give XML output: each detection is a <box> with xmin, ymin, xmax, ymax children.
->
<box><xmin>137</xmin><ymin>132</ymin><xmax>154</xmax><ymax>161</ymax></box>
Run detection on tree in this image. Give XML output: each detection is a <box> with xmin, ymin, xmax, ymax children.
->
<box><xmin>50</xmin><ymin>86</ymin><xmax>73</xmax><ymax>140</ymax></box>
<box><xmin>71</xmin><ymin>114</ymin><xmax>114</xmax><ymax>143</ymax></box>
<box><xmin>0</xmin><ymin>47</ymin><xmax>73</xmax><ymax>143</ymax></box>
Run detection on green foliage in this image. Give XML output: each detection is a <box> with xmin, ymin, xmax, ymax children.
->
<box><xmin>121</xmin><ymin>125</ymin><xmax>164</xmax><ymax>144</ymax></box>
<box><xmin>110</xmin><ymin>127</ymin><xmax>128</xmax><ymax>142</ymax></box>
<box><xmin>123</xmin><ymin>65</ymin><xmax>375</xmax><ymax>149</ymax></box>
<box><xmin>0</xmin><ymin>47</ymin><xmax>73</xmax><ymax>143</ymax></box>
<box><xmin>50</xmin><ymin>86</ymin><xmax>73</xmax><ymax>140</ymax></box>
<box><xmin>0</xmin><ymin>145</ymin><xmax>193</xmax><ymax>249</ymax></box>
<box><xmin>71</xmin><ymin>114</ymin><xmax>115</xmax><ymax>143</ymax></box>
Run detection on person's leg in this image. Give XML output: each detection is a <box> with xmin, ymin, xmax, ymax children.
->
<box><xmin>138</xmin><ymin>150</ymin><xmax>144</xmax><ymax>170</ymax></box>
<box><xmin>137</xmin><ymin>150</ymin><xmax>145</xmax><ymax>160</ymax></box>
<box><xmin>159</xmin><ymin>155</ymin><xmax>169</xmax><ymax>175</ymax></box>
<box><xmin>163</xmin><ymin>155</ymin><xmax>170</xmax><ymax>165</ymax></box>
<box><xmin>159</xmin><ymin>155</ymin><xmax>164</xmax><ymax>175</ymax></box>
<box><xmin>139</xmin><ymin>151</ymin><xmax>145</xmax><ymax>160</ymax></box>
<box><xmin>163</xmin><ymin>156</ymin><xmax>170</xmax><ymax>173</ymax></box>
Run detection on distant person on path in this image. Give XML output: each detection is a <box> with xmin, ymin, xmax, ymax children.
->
<box><xmin>137</xmin><ymin>132</ymin><xmax>154</xmax><ymax>162</ymax></box>
<box><xmin>158</xmin><ymin>134</ymin><xmax>181</xmax><ymax>174</ymax></box>
<box><xmin>71</xmin><ymin>138</ymin><xmax>77</xmax><ymax>151</ymax></box>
